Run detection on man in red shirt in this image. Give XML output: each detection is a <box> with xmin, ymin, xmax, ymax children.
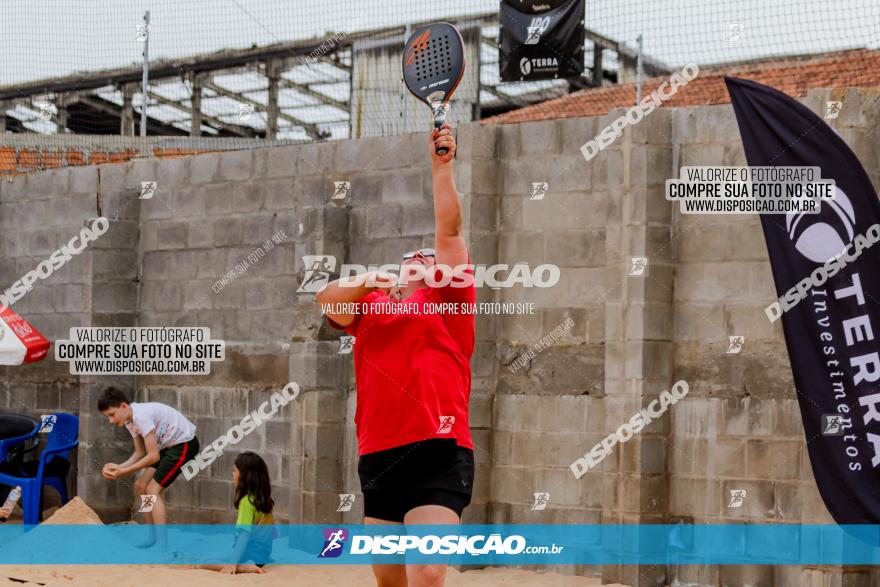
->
<box><xmin>317</xmin><ymin>123</ymin><xmax>474</xmax><ymax>587</ymax></box>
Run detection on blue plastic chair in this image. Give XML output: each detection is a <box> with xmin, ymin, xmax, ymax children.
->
<box><xmin>0</xmin><ymin>413</ymin><xmax>79</xmax><ymax>525</ymax></box>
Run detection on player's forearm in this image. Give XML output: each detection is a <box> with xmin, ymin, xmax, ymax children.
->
<box><xmin>432</xmin><ymin>162</ymin><xmax>462</xmax><ymax>237</ymax></box>
<box><xmin>121</xmin><ymin>452</ymin><xmax>159</xmax><ymax>476</ymax></box>
<box><xmin>316</xmin><ymin>275</ymin><xmax>374</xmax><ymax>305</ymax></box>
<box><xmin>120</xmin><ymin>452</ymin><xmax>145</xmax><ymax>469</ymax></box>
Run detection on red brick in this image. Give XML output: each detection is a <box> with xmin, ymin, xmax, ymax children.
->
<box><xmin>0</xmin><ymin>148</ymin><xmax>15</xmax><ymax>172</ymax></box>
<box><xmin>65</xmin><ymin>150</ymin><xmax>86</xmax><ymax>166</ymax></box>
<box><xmin>108</xmin><ymin>152</ymin><xmax>129</xmax><ymax>163</ymax></box>
<box><xmin>17</xmin><ymin>150</ymin><xmax>41</xmax><ymax>168</ymax></box>
<box><xmin>154</xmin><ymin>147</ymin><xmax>202</xmax><ymax>158</ymax></box>
<box><xmin>43</xmin><ymin>151</ymin><xmax>63</xmax><ymax>169</ymax></box>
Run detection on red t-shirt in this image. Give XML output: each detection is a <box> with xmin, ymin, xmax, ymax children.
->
<box><xmin>328</xmin><ymin>263</ymin><xmax>476</xmax><ymax>455</ymax></box>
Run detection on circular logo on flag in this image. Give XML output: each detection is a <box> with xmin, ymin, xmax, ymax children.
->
<box><xmin>786</xmin><ymin>186</ymin><xmax>855</xmax><ymax>263</ymax></box>
<box><xmin>520</xmin><ymin>57</ymin><xmax>532</xmax><ymax>76</ymax></box>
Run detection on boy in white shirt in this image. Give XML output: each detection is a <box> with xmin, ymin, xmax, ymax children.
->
<box><xmin>98</xmin><ymin>387</ymin><xmax>200</xmax><ymax>547</ymax></box>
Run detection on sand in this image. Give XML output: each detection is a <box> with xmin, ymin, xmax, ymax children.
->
<box><xmin>0</xmin><ymin>499</ymin><xmax>631</xmax><ymax>587</ymax></box>
<box><xmin>0</xmin><ymin>566</ymin><xmax>630</xmax><ymax>587</ymax></box>
<box><xmin>41</xmin><ymin>497</ymin><xmax>103</xmax><ymax>525</ymax></box>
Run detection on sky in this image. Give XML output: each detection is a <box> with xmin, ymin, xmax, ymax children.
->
<box><xmin>2</xmin><ymin>0</ymin><xmax>878</xmax><ymax>87</ymax></box>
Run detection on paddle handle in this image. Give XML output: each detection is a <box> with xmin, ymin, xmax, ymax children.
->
<box><xmin>434</xmin><ymin>120</ymin><xmax>448</xmax><ymax>155</ymax></box>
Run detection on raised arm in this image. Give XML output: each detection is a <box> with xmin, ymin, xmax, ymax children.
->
<box><xmin>430</xmin><ymin>123</ymin><xmax>467</xmax><ymax>269</ymax></box>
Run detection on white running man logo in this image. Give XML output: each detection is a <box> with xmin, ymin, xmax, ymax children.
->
<box><xmin>320</xmin><ymin>529</ymin><xmax>346</xmax><ymax>558</ymax></box>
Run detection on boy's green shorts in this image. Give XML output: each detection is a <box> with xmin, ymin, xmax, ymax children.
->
<box><xmin>155</xmin><ymin>436</ymin><xmax>200</xmax><ymax>488</ymax></box>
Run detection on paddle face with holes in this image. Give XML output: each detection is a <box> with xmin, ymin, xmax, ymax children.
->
<box><xmin>402</xmin><ymin>22</ymin><xmax>466</xmax><ymax>154</ymax></box>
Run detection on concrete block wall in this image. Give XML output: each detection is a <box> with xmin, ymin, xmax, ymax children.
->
<box><xmin>2</xmin><ymin>86</ymin><xmax>880</xmax><ymax>583</ymax></box>
<box><xmin>457</xmin><ymin>123</ymin><xmax>502</xmax><ymax>524</ymax></box>
<box><xmin>77</xmin><ymin>161</ymin><xmax>143</xmax><ymax>518</ymax></box>
<box><xmin>0</xmin><ymin>166</ymin><xmax>101</xmax><ymax>512</ymax></box>
<box><xmin>130</xmin><ymin>150</ymin><xmax>304</xmax><ymax>523</ymax></box>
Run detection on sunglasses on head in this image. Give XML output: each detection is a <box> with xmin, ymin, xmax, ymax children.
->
<box><xmin>402</xmin><ymin>248</ymin><xmax>436</xmax><ymax>260</ymax></box>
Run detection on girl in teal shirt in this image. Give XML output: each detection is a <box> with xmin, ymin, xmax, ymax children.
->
<box><xmin>197</xmin><ymin>452</ymin><xmax>275</xmax><ymax>574</ymax></box>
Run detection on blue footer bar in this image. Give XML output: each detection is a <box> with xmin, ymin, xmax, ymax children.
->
<box><xmin>2</xmin><ymin>524</ymin><xmax>880</xmax><ymax>565</ymax></box>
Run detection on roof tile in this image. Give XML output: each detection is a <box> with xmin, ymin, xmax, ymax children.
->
<box><xmin>483</xmin><ymin>50</ymin><xmax>880</xmax><ymax>125</ymax></box>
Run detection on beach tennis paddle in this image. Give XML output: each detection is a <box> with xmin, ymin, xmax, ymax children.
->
<box><xmin>402</xmin><ymin>22</ymin><xmax>466</xmax><ymax>155</ymax></box>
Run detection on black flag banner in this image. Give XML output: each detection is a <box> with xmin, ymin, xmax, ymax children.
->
<box><xmin>725</xmin><ymin>76</ymin><xmax>880</xmax><ymax>523</ymax></box>
<box><xmin>499</xmin><ymin>0</ymin><xmax>585</xmax><ymax>82</ymax></box>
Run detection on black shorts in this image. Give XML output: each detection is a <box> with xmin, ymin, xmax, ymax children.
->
<box><xmin>358</xmin><ymin>438</ymin><xmax>474</xmax><ymax>523</ymax></box>
<box><xmin>155</xmin><ymin>436</ymin><xmax>199</xmax><ymax>488</ymax></box>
